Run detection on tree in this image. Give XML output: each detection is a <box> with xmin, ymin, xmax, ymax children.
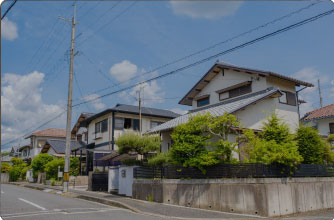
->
<box><xmin>296</xmin><ymin>126</ymin><xmax>333</xmax><ymax>164</ymax></box>
<box><xmin>116</xmin><ymin>132</ymin><xmax>161</xmax><ymax>155</ymax></box>
<box><xmin>1</xmin><ymin>152</ymin><xmax>10</xmax><ymax>157</ymax></box>
<box><xmin>243</xmin><ymin>114</ymin><xmax>303</xmax><ymax>168</ymax></box>
<box><xmin>44</xmin><ymin>157</ymin><xmax>80</xmax><ymax>180</ymax></box>
<box><xmin>31</xmin><ymin>154</ymin><xmax>54</xmax><ymax>178</ymax></box>
<box><xmin>169</xmin><ymin>113</ymin><xmax>240</xmax><ymax>172</ymax></box>
<box><xmin>11</xmin><ymin>157</ymin><xmax>25</xmax><ymax>166</ymax></box>
<box><xmin>147</xmin><ymin>152</ymin><xmax>171</xmax><ymax>166</ymax></box>
<box><xmin>1</xmin><ymin>162</ymin><xmax>11</xmax><ymax>173</ymax></box>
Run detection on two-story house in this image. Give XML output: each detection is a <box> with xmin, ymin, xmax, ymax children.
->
<box><xmin>301</xmin><ymin>104</ymin><xmax>334</xmax><ymax>137</ymax></box>
<box><xmin>148</xmin><ymin>62</ymin><xmax>313</xmax><ymax>154</ymax></box>
<box><xmin>79</xmin><ymin>104</ymin><xmax>180</xmax><ymax>172</ymax></box>
<box><xmin>25</xmin><ymin>128</ymin><xmax>66</xmax><ymax>159</ymax></box>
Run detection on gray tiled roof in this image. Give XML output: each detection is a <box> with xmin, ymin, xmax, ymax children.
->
<box><xmin>46</xmin><ymin>139</ymin><xmax>86</xmax><ymax>154</ymax></box>
<box><xmin>81</xmin><ymin>104</ymin><xmax>180</xmax><ymax>126</ymax></box>
<box><xmin>147</xmin><ymin>87</ymin><xmax>281</xmax><ymax>133</ymax></box>
<box><xmin>112</xmin><ymin>104</ymin><xmax>180</xmax><ymax>118</ymax></box>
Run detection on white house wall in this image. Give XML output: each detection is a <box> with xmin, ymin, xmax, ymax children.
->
<box><xmin>87</xmin><ymin>112</ymin><xmax>172</xmax><ymax>151</ymax></box>
<box><xmin>317</xmin><ymin>118</ymin><xmax>334</xmax><ymax>136</ymax></box>
<box><xmin>236</xmin><ymin>97</ymin><xmax>299</xmax><ymax>132</ymax></box>
<box><xmin>192</xmin><ymin>69</ymin><xmax>268</xmax><ymax>109</ymax></box>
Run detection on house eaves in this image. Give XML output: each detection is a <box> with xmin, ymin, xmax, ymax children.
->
<box><xmin>179</xmin><ymin>62</ymin><xmax>314</xmax><ymax>106</ymax></box>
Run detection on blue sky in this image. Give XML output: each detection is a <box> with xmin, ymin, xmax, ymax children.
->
<box><xmin>1</xmin><ymin>0</ymin><xmax>334</xmax><ymax>149</ymax></box>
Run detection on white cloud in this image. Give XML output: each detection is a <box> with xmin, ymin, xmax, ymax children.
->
<box><xmin>169</xmin><ymin>1</ymin><xmax>242</xmax><ymax>19</ymax></box>
<box><xmin>81</xmin><ymin>93</ymin><xmax>106</xmax><ymax>111</ymax></box>
<box><xmin>129</xmin><ymin>81</ymin><xmax>165</xmax><ymax>107</ymax></box>
<box><xmin>1</xmin><ymin>71</ymin><xmax>65</xmax><ymax>148</ymax></box>
<box><xmin>170</xmin><ymin>108</ymin><xmax>188</xmax><ymax>115</ymax></box>
<box><xmin>1</xmin><ymin>17</ymin><xmax>18</xmax><ymax>41</ymax></box>
<box><xmin>110</xmin><ymin>60</ymin><xmax>138</xmax><ymax>82</ymax></box>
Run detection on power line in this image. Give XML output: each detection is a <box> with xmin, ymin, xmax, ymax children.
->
<box><xmin>1</xmin><ymin>0</ymin><xmax>17</xmax><ymax>20</ymax></box>
<box><xmin>72</xmin><ymin>9</ymin><xmax>334</xmax><ymax>107</ymax></box>
<box><xmin>76</xmin><ymin>1</ymin><xmax>322</xmax><ymax>99</ymax></box>
<box><xmin>77</xmin><ymin>1</ymin><xmax>137</xmax><ymax>47</ymax></box>
<box><xmin>1</xmin><ymin>110</ymin><xmax>67</xmax><ymax>147</ymax></box>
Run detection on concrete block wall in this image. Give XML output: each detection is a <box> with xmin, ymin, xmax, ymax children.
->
<box><xmin>133</xmin><ymin>178</ymin><xmax>334</xmax><ymax>217</ymax></box>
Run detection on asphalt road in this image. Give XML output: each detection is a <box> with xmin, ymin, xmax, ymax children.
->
<box><xmin>0</xmin><ymin>184</ymin><xmax>169</xmax><ymax>220</ymax></box>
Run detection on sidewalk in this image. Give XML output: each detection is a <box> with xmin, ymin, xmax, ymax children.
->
<box><xmin>10</xmin><ymin>182</ymin><xmax>264</xmax><ymax>220</ymax></box>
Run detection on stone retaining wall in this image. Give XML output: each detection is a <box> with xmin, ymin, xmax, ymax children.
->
<box><xmin>133</xmin><ymin>178</ymin><xmax>334</xmax><ymax>217</ymax></box>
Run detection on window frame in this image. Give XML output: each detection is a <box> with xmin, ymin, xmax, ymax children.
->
<box><xmin>95</xmin><ymin>119</ymin><xmax>108</xmax><ymax>138</ymax></box>
<box><xmin>197</xmin><ymin>97</ymin><xmax>210</xmax><ymax>107</ymax></box>
<box><xmin>329</xmin><ymin>123</ymin><xmax>334</xmax><ymax>134</ymax></box>
<box><xmin>151</xmin><ymin>121</ymin><xmax>163</xmax><ymax>129</ymax></box>
<box><xmin>279</xmin><ymin>91</ymin><xmax>297</xmax><ymax>106</ymax></box>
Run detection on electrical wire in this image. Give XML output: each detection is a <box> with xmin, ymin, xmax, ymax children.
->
<box><xmin>76</xmin><ymin>0</ymin><xmax>323</xmax><ymax>98</ymax></box>
<box><xmin>1</xmin><ymin>0</ymin><xmax>17</xmax><ymax>20</ymax></box>
<box><xmin>72</xmin><ymin>9</ymin><xmax>334</xmax><ymax>107</ymax></box>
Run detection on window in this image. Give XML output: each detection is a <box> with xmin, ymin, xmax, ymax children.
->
<box><xmin>219</xmin><ymin>92</ymin><xmax>229</xmax><ymax>101</ymax></box>
<box><xmin>95</xmin><ymin>119</ymin><xmax>108</xmax><ymax>134</ymax></box>
<box><xmin>124</xmin><ymin>118</ymin><xmax>132</xmax><ymax>129</ymax></box>
<box><xmin>330</xmin><ymin>123</ymin><xmax>334</xmax><ymax>134</ymax></box>
<box><xmin>279</xmin><ymin>91</ymin><xmax>296</xmax><ymax>106</ymax></box>
<box><xmin>151</xmin><ymin>121</ymin><xmax>163</xmax><ymax>128</ymax></box>
<box><xmin>115</xmin><ymin>117</ymin><xmax>124</xmax><ymax>130</ymax></box>
<box><xmin>229</xmin><ymin>84</ymin><xmax>252</xmax><ymax>98</ymax></box>
<box><xmin>133</xmin><ymin>119</ymin><xmax>140</xmax><ymax>131</ymax></box>
<box><xmin>114</xmin><ymin>117</ymin><xmax>140</xmax><ymax>131</ymax></box>
<box><xmin>197</xmin><ymin>97</ymin><xmax>210</xmax><ymax>107</ymax></box>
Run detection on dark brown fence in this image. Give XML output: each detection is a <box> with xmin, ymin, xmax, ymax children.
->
<box><xmin>91</xmin><ymin>173</ymin><xmax>108</xmax><ymax>191</ymax></box>
<box><xmin>134</xmin><ymin>164</ymin><xmax>334</xmax><ymax>179</ymax></box>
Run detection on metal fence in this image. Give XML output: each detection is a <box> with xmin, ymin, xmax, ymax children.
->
<box><xmin>134</xmin><ymin>164</ymin><xmax>334</xmax><ymax>179</ymax></box>
<box><xmin>91</xmin><ymin>173</ymin><xmax>108</xmax><ymax>191</ymax></box>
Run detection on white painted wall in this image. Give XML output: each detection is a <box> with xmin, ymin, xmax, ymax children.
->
<box><xmin>87</xmin><ymin>112</ymin><xmax>171</xmax><ymax>151</ymax></box>
<box><xmin>318</xmin><ymin>118</ymin><xmax>334</xmax><ymax>136</ymax></box>
<box><xmin>31</xmin><ymin>136</ymin><xmax>65</xmax><ymax>159</ymax></box>
<box><xmin>192</xmin><ymin>69</ymin><xmax>268</xmax><ymax>109</ymax></box>
<box><xmin>108</xmin><ymin>166</ymin><xmax>119</xmax><ymax>192</ymax></box>
<box><xmin>161</xmin><ymin>131</ymin><xmax>172</xmax><ymax>152</ymax></box>
<box><xmin>118</xmin><ymin>166</ymin><xmax>137</xmax><ymax>197</ymax></box>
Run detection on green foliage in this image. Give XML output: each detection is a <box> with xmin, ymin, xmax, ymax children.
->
<box><xmin>21</xmin><ymin>165</ymin><xmax>31</xmax><ymax>180</ymax></box>
<box><xmin>8</xmin><ymin>158</ymin><xmax>27</xmax><ymax>181</ymax></box>
<box><xmin>11</xmin><ymin>157</ymin><xmax>25</xmax><ymax>166</ymax></box>
<box><xmin>328</xmin><ymin>134</ymin><xmax>334</xmax><ymax>146</ymax></box>
<box><xmin>9</xmin><ymin>166</ymin><xmax>22</xmax><ymax>181</ymax></box>
<box><xmin>31</xmin><ymin>154</ymin><xmax>54</xmax><ymax>178</ymax></box>
<box><xmin>116</xmin><ymin>132</ymin><xmax>161</xmax><ymax>155</ymax></box>
<box><xmin>1</xmin><ymin>162</ymin><xmax>12</xmax><ymax>173</ymax></box>
<box><xmin>170</xmin><ymin>113</ymin><xmax>240</xmax><ymax>173</ymax></box>
<box><xmin>243</xmin><ymin>114</ymin><xmax>303</xmax><ymax>168</ymax></box>
<box><xmin>296</xmin><ymin>126</ymin><xmax>334</xmax><ymax>164</ymax></box>
<box><xmin>44</xmin><ymin>158</ymin><xmax>64</xmax><ymax>180</ymax></box>
<box><xmin>44</xmin><ymin>157</ymin><xmax>80</xmax><ymax>179</ymax></box>
<box><xmin>121</xmin><ymin>158</ymin><xmax>139</xmax><ymax>166</ymax></box>
<box><xmin>70</xmin><ymin>157</ymin><xmax>80</xmax><ymax>176</ymax></box>
<box><xmin>147</xmin><ymin>152</ymin><xmax>171</xmax><ymax>166</ymax></box>
<box><xmin>1</xmin><ymin>152</ymin><xmax>10</xmax><ymax>156</ymax></box>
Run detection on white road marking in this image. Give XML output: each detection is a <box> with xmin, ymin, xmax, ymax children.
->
<box><xmin>1</xmin><ymin>190</ymin><xmax>4</xmax><ymax>194</ymax></box>
<box><xmin>18</xmin><ymin>198</ymin><xmax>47</xmax><ymax>211</ymax></box>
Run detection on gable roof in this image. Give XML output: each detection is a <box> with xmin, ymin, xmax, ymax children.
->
<box><xmin>42</xmin><ymin>139</ymin><xmax>86</xmax><ymax>154</ymax></box>
<box><xmin>81</xmin><ymin>104</ymin><xmax>180</xmax><ymax>126</ymax></box>
<box><xmin>179</xmin><ymin>62</ymin><xmax>314</xmax><ymax>106</ymax></box>
<box><xmin>302</xmin><ymin>104</ymin><xmax>334</xmax><ymax>121</ymax></box>
<box><xmin>71</xmin><ymin>112</ymin><xmax>94</xmax><ymax>135</ymax></box>
<box><xmin>148</xmin><ymin>87</ymin><xmax>282</xmax><ymax>133</ymax></box>
<box><xmin>25</xmin><ymin>128</ymin><xmax>66</xmax><ymax>139</ymax></box>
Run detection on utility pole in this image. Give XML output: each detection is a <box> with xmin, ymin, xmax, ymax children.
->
<box><xmin>136</xmin><ymin>86</ymin><xmax>145</xmax><ymax>135</ymax></box>
<box><xmin>318</xmin><ymin>79</ymin><xmax>323</xmax><ymax>108</ymax></box>
<box><xmin>60</xmin><ymin>4</ymin><xmax>77</xmax><ymax>193</ymax></box>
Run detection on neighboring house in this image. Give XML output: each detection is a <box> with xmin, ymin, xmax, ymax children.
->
<box><xmin>41</xmin><ymin>139</ymin><xmax>86</xmax><ymax>157</ymax></box>
<box><xmin>9</xmin><ymin>146</ymin><xmax>21</xmax><ymax>158</ymax></box>
<box><xmin>71</xmin><ymin>112</ymin><xmax>94</xmax><ymax>142</ymax></box>
<box><xmin>1</xmin><ymin>155</ymin><xmax>12</xmax><ymax>164</ymax></box>
<box><xmin>79</xmin><ymin>104</ymin><xmax>180</xmax><ymax>173</ymax></box>
<box><xmin>25</xmin><ymin>128</ymin><xmax>66</xmax><ymax>159</ymax></box>
<box><xmin>18</xmin><ymin>145</ymin><xmax>31</xmax><ymax>160</ymax></box>
<box><xmin>148</xmin><ymin>62</ymin><xmax>313</xmax><ymax>154</ymax></box>
<box><xmin>301</xmin><ymin>104</ymin><xmax>334</xmax><ymax>137</ymax></box>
